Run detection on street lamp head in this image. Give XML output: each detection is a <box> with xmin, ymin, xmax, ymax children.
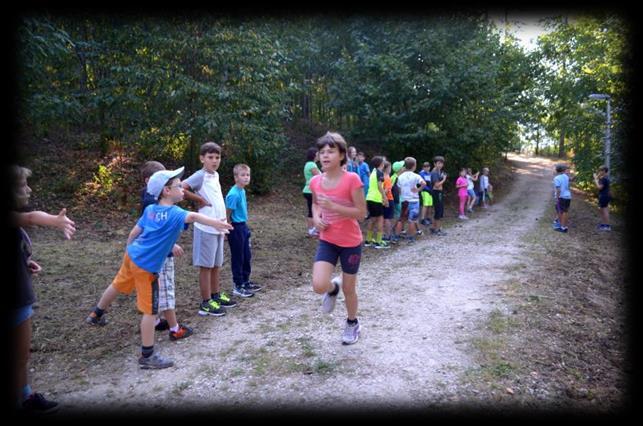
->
<box><xmin>589</xmin><ymin>93</ymin><xmax>610</xmax><ymax>100</ymax></box>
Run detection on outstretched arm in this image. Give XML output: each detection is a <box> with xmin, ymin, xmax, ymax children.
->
<box><xmin>12</xmin><ymin>208</ymin><xmax>76</xmax><ymax>239</ymax></box>
<box><xmin>185</xmin><ymin>212</ymin><xmax>233</xmax><ymax>233</ymax></box>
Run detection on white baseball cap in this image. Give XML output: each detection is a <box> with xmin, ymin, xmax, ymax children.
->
<box><xmin>146</xmin><ymin>166</ymin><xmax>185</xmax><ymax>200</ymax></box>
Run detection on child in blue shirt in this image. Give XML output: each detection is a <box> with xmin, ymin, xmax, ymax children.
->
<box><xmin>226</xmin><ymin>164</ymin><xmax>262</xmax><ymax>298</ymax></box>
<box><xmin>89</xmin><ymin>167</ymin><xmax>232</xmax><ymax>369</ymax></box>
<box><xmin>553</xmin><ymin>163</ymin><xmax>572</xmax><ymax>233</ymax></box>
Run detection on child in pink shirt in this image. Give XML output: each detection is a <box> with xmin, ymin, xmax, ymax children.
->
<box><xmin>309</xmin><ymin>131</ymin><xmax>367</xmax><ymax>345</ymax></box>
<box><xmin>456</xmin><ymin>168</ymin><xmax>469</xmax><ymax>220</ymax></box>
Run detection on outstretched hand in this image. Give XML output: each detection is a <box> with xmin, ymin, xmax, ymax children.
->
<box><xmin>57</xmin><ymin>208</ymin><xmax>76</xmax><ymax>240</ymax></box>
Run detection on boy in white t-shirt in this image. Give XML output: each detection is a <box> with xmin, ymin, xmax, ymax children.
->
<box><xmin>182</xmin><ymin>141</ymin><xmax>237</xmax><ymax>317</ymax></box>
<box><xmin>394</xmin><ymin>157</ymin><xmax>426</xmax><ymax>243</ymax></box>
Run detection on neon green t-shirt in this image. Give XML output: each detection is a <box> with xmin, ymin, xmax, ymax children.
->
<box><xmin>365</xmin><ymin>168</ymin><xmax>384</xmax><ymax>203</ymax></box>
<box><xmin>302</xmin><ymin>161</ymin><xmax>319</xmax><ymax>194</ymax></box>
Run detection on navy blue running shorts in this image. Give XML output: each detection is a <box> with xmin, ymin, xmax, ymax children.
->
<box><xmin>314</xmin><ymin>240</ymin><xmax>362</xmax><ymax>275</ymax></box>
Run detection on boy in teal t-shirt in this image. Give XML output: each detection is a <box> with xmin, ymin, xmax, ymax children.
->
<box><xmin>226</xmin><ymin>164</ymin><xmax>262</xmax><ymax>298</ymax></box>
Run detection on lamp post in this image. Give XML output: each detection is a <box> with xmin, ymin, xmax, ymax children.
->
<box><xmin>589</xmin><ymin>93</ymin><xmax>611</xmax><ymax>171</ymax></box>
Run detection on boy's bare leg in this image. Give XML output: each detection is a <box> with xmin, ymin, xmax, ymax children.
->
<box><xmin>13</xmin><ymin>318</ymin><xmax>31</xmax><ymax>403</ymax></box>
<box><xmin>199</xmin><ymin>267</ymin><xmax>211</xmax><ymax>300</ymax></box>
<box><xmin>163</xmin><ymin>309</ymin><xmax>178</xmax><ymax>329</ymax></box>
<box><xmin>341</xmin><ymin>273</ymin><xmax>358</xmax><ymax>320</ymax></box>
<box><xmin>140</xmin><ymin>314</ymin><xmax>156</xmax><ymax>347</ymax></box>
<box><xmin>96</xmin><ymin>284</ymin><xmax>120</xmax><ymax>310</ymax></box>
<box><xmin>210</xmin><ymin>266</ymin><xmax>221</xmax><ymax>294</ymax></box>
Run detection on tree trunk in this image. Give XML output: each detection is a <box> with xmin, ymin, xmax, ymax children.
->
<box><xmin>558</xmin><ymin>129</ymin><xmax>565</xmax><ymax>158</ymax></box>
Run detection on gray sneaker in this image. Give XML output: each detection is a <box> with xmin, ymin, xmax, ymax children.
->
<box><xmin>342</xmin><ymin>321</ymin><xmax>361</xmax><ymax>345</ymax></box>
<box><xmin>138</xmin><ymin>352</ymin><xmax>174</xmax><ymax>369</ymax></box>
<box><xmin>321</xmin><ymin>276</ymin><xmax>341</xmax><ymax>314</ymax></box>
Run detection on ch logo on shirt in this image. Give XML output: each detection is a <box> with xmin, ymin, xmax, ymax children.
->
<box><xmin>148</xmin><ymin>210</ymin><xmax>168</xmax><ymax>222</ymax></box>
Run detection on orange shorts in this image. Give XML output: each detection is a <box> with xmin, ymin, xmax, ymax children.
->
<box><xmin>112</xmin><ymin>252</ymin><xmax>159</xmax><ymax>315</ymax></box>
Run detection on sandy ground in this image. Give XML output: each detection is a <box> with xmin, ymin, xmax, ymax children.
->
<box><xmin>41</xmin><ymin>154</ymin><xmax>560</xmax><ymax>414</ymax></box>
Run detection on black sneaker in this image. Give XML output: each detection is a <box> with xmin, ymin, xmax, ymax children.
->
<box><xmin>233</xmin><ymin>285</ymin><xmax>254</xmax><ymax>298</ymax></box>
<box><xmin>245</xmin><ymin>281</ymin><xmax>262</xmax><ymax>292</ymax></box>
<box><xmin>213</xmin><ymin>291</ymin><xmax>237</xmax><ymax>308</ymax></box>
<box><xmin>85</xmin><ymin>311</ymin><xmax>107</xmax><ymax>326</ymax></box>
<box><xmin>21</xmin><ymin>392</ymin><xmax>59</xmax><ymax>414</ymax></box>
<box><xmin>198</xmin><ymin>299</ymin><xmax>226</xmax><ymax>316</ymax></box>
<box><xmin>138</xmin><ymin>352</ymin><xmax>174</xmax><ymax>369</ymax></box>
<box><xmin>155</xmin><ymin>318</ymin><xmax>170</xmax><ymax>331</ymax></box>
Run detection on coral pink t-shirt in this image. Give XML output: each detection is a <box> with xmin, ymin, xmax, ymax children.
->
<box><xmin>456</xmin><ymin>176</ymin><xmax>469</xmax><ymax>198</ymax></box>
<box><xmin>309</xmin><ymin>171</ymin><xmax>364</xmax><ymax>247</ymax></box>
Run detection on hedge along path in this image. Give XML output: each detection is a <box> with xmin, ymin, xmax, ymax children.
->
<box><xmin>40</xmin><ymin>154</ymin><xmax>561</xmax><ymax>412</ymax></box>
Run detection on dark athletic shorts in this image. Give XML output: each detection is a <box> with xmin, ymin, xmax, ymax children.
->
<box><xmin>557</xmin><ymin>198</ymin><xmax>571</xmax><ymax>213</ymax></box>
<box><xmin>314</xmin><ymin>240</ymin><xmax>362</xmax><ymax>275</ymax></box>
<box><xmin>598</xmin><ymin>195</ymin><xmax>611</xmax><ymax>208</ymax></box>
<box><xmin>303</xmin><ymin>193</ymin><xmax>313</xmax><ymax>218</ymax></box>
<box><xmin>367</xmin><ymin>200</ymin><xmax>384</xmax><ymax>218</ymax></box>
<box><xmin>431</xmin><ymin>190</ymin><xmax>444</xmax><ymax>219</ymax></box>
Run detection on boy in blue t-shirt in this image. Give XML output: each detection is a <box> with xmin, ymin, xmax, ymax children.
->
<box><xmin>226</xmin><ymin>164</ymin><xmax>262</xmax><ymax>298</ymax></box>
<box><xmin>88</xmin><ymin>167</ymin><xmax>232</xmax><ymax>369</ymax></box>
<box><xmin>86</xmin><ymin>161</ymin><xmax>193</xmax><ymax>341</ymax></box>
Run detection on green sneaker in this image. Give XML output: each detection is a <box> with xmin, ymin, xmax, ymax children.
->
<box><xmin>198</xmin><ymin>299</ymin><xmax>226</xmax><ymax>317</ymax></box>
<box><xmin>214</xmin><ymin>291</ymin><xmax>237</xmax><ymax>308</ymax></box>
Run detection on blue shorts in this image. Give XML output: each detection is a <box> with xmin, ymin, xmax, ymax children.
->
<box><xmin>467</xmin><ymin>188</ymin><xmax>476</xmax><ymax>198</ymax></box>
<box><xmin>401</xmin><ymin>201</ymin><xmax>420</xmax><ymax>222</ymax></box>
<box><xmin>314</xmin><ymin>240</ymin><xmax>362</xmax><ymax>275</ymax></box>
<box><xmin>383</xmin><ymin>203</ymin><xmax>394</xmax><ymax>220</ymax></box>
<box><xmin>11</xmin><ymin>305</ymin><xmax>34</xmax><ymax>328</ymax></box>
<box><xmin>598</xmin><ymin>195</ymin><xmax>611</xmax><ymax>208</ymax></box>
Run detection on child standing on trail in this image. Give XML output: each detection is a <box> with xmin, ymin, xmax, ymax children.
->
<box><xmin>466</xmin><ymin>168</ymin><xmax>479</xmax><ymax>213</ymax></box>
<box><xmin>395</xmin><ymin>157</ymin><xmax>426</xmax><ymax>243</ymax></box>
<box><xmin>478</xmin><ymin>167</ymin><xmax>492</xmax><ymax>208</ymax></box>
<box><xmin>226</xmin><ymin>163</ymin><xmax>262</xmax><ymax>298</ymax></box>
<box><xmin>97</xmin><ymin>167</ymin><xmax>232</xmax><ymax>369</ymax></box>
<box><xmin>593</xmin><ymin>165</ymin><xmax>612</xmax><ymax>231</ymax></box>
<box><xmin>429</xmin><ymin>156</ymin><xmax>448</xmax><ymax>236</ymax></box>
<box><xmin>310</xmin><ymin>131</ymin><xmax>367</xmax><ymax>345</ymax></box>
<box><xmin>553</xmin><ymin>163</ymin><xmax>571</xmax><ymax>233</ymax></box>
<box><xmin>357</xmin><ymin>151</ymin><xmax>371</xmax><ymax>196</ymax></box>
<box><xmin>182</xmin><ymin>142</ymin><xmax>237</xmax><ymax>316</ymax></box>
<box><xmin>10</xmin><ymin>165</ymin><xmax>75</xmax><ymax>414</ymax></box>
<box><xmin>86</xmin><ymin>161</ymin><xmax>193</xmax><ymax>341</ymax></box>
<box><xmin>381</xmin><ymin>161</ymin><xmax>396</xmax><ymax>244</ymax></box>
<box><xmin>364</xmin><ymin>155</ymin><xmax>389</xmax><ymax>249</ymax></box>
<box><xmin>418</xmin><ymin>161</ymin><xmax>433</xmax><ymax>226</ymax></box>
<box><xmin>303</xmin><ymin>147</ymin><xmax>321</xmax><ymax>238</ymax></box>
<box><xmin>456</xmin><ymin>168</ymin><xmax>469</xmax><ymax>220</ymax></box>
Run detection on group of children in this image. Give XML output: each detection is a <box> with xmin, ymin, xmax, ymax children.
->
<box><xmin>304</xmin><ymin>149</ymin><xmax>494</xmax><ymax>248</ymax></box>
<box><xmin>82</xmin><ymin>141</ymin><xmax>262</xmax><ymax>372</ymax></box>
<box><xmin>552</xmin><ymin>162</ymin><xmax>612</xmax><ymax>233</ymax></box>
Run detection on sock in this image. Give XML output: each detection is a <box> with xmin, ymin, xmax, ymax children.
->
<box><xmin>211</xmin><ymin>292</ymin><xmax>219</xmax><ymax>300</ymax></box>
<box><xmin>347</xmin><ymin>318</ymin><xmax>358</xmax><ymax>325</ymax></box>
<box><xmin>366</xmin><ymin>230</ymin><xmax>373</xmax><ymax>242</ymax></box>
<box><xmin>376</xmin><ymin>232</ymin><xmax>383</xmax><ymax>243</ymax></box>
<box><xmin>154</xmin><ymin>318</ymin><xmax>161</xmax><ymax>326</ymax></box>
<box><xmin>141</xmin><ymin>345</ymin><xmax>154</xmax><ymax>358</ymax></box>
<box><xmin>328</xmin><ymin>282</ymin><xmax>340</xmax><ymax>296</ymax></box>
<box><xmin>202</xmin><ymin>299</ymin><xmax>210</xmax><ymax>304</ymax></box>
<box><xmin>94</xmin><ymin>306</ymin><xmax>105</xmax><ymax>317</ymax></box>
<box><xmin>170</xmin><ymin>324</ymin><xmax>180</xmax><ymax>333</ymax></box>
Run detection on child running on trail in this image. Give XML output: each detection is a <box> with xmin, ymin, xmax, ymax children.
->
<box><xmin>97</xmin><ymin>167</ymin><xmax>232</xmax><ymax>369</ymax></box>
<box><xmin>309</xmin><ymin>131</ymin><xmax>367</xmax><ymax>345</ymax></box>
<box><xmin>456</xmin><ymin>168</ymin><xmax>469</xmax><ymax>220</ymax></box>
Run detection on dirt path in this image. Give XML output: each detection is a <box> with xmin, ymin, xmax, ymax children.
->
<box><xmin>51</xmin><ymin>154</ymin><xmax>559</xmax><ymax>413</ymax></box>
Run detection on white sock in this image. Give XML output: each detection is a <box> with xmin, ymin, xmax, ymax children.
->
<box><xmin>170</xmin><ymin>324</ymin><xmax>180</xmax><ymax>333</ymax></box>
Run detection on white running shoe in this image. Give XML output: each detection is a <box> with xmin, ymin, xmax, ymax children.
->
<box><xmin>321</xmin><ymin>276</ymin><xmax>342</xmax><ymax>314</ymax></box>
